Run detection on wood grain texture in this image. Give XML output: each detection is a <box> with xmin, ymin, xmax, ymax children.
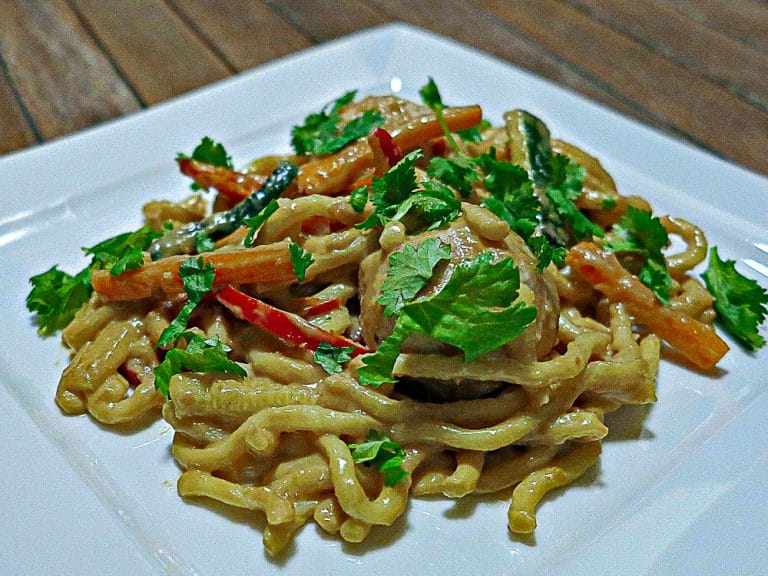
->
<box><xmin>266</xmin><ymin>0</ymin><xmax>389</xmax><ymax>42</ymax></box>
<box><xmin>0</xmin><ymin>67</ymin><xmax>38</xmax><ymax>154</ymax></box>
<box><xmin>70</xmin><ymin>0</ymin><xmax>230</xmax><ymax>104</ymax></box>
<box><xmin>368</xmin><ymin>0</ymin><xmax>671</xmax><ymax>134</ymax></box>
<box><xmin>0</xmin><ymin>0</ymin><xmax>139</xmax><ymax>141</ymax></box>
<box><xmin>474</xmin><ymin>0</ymin><xmax>768</xmax><ymax>174</ymax></box>
<box><xmin>567</xmin><ymin>0</ymin><xmax>768</xmax><ymax>109</ymax></box>
<box><xmin>166</xmin><ymin>0</ymin><xmax>312</xmax><ymax>71</ymax></box>
<box><xmin>663</xmin><ymin>0</ymin><xmax>768</xmax><ymax>54</ymax></box>
<box><xmin>1</xmin><ymin>0</ymin><xmax>766</xmax><ymax>176</ymax></box>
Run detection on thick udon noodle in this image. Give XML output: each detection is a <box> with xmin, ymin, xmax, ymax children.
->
<box><xmin>55</xmin><ymin>94</ymin><xmax>713</xmax><ymax>555</ymax></box>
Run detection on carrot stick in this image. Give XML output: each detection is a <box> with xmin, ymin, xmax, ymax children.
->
<box><xmin>566</xmin><ymin>242</ymin><xmax>729</xmax><ymax>370</ymax></box>
<box><xmin>297</xmin><ymin>105</ymin><xmax>482</xmax><ymax>196</ymax></box>
<box><xmin>92</xmin><ymin>242</ymin><xmax>295</xmax><ymax>301</ymax></box>
<box><xmin>178</xmin><ymin>158</ymin><xmax>266</xmax><ymax>202</ymax></box>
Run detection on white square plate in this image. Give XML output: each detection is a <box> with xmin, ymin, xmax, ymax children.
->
<box><xmin>1</xmin><ymin>24</ymin><xmax>766</xmax><ymax>576</ymax></box>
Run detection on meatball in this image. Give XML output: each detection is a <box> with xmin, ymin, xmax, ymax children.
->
<box><xmin>358</xmin><ymin>212</ymin><xmax>560</xmax><ymax>366</ymax></box>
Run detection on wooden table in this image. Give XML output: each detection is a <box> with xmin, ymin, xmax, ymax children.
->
<box><xmin>2</xmin><ymin>1</ymin><xmax>767</xmax><ymax>176</ymax></box>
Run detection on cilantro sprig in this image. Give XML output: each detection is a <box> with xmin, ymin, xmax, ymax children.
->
<box><xmin>177</xmin><ymin>137</ymin><xmax>233</xmax><ymax>190</ymax></box>
<box><xmin>153</xmin><ymin>332</ymin><xmax>245</xmax><ymax>398</ymax></box>
<box><xmin>602</xmin><ymin>206</ymin><xmax>672</xmax><ymax>304</ymax></box>
<box><xmin>377</xmin><ymin>238</ymin><xmax>452</xmax><ymax>317</ymax></box>
<box><xmin>289</xmin><ymin>242</ymin><xmax>314</xmax><ymax>282</ymax></box>
<box><xmin>356</xmin><ymin>150</ymin><xmax>462</xmax><ymax>233</ymax></box>
<box><xmin>27</xmin><ymin>225</ymin><xmax>163</xmax><ymax>336</ymax></box>
<box><xmin>419</xmin><ymin>77</ymin><xmax>462</xmax><ymax>155</ymax></box>
<box><xmin>291</xmin><ymin>90</ymin><xmax>384</xmax><ymax>156</ymax></box>
<box><xmin>157</xmin><ymin>256</ymin><xmax>215</xmax><ymax>348</ymax></box>
<box><xmin>314</xmin><ymin>342</ymin><xmax>355</xmax><ymax>374</ymax></box>
<box><xmin>702</xmin><ymin>247</ymin><xmax>768</xmax><ymax>351</ymax></box>
<box><xmin>349</xmin><ymin>429</ymin><xmax>408</xmax><ymax>487</ymax></box>
<box><xmin>358</xmin><ymin>252</ymin><xmax>537</xmax><ymax>386</ymax></box>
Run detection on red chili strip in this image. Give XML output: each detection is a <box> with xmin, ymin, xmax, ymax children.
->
<box><xmin>216</xmin><ymin>286</ymin><xmax>369</xmax><ymax>356</ymax></box>
<box><xmin>302</xmin><ymin>297</ymin><xmax>341</xmax><ymax>319</ymax></box>
<box><xmin>373</xmin><ymin>127</ymin><xmax>403</xmax><ymax>167</ymax></box>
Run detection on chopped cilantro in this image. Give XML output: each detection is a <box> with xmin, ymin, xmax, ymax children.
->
<box><xmin>153</xmin><ymin>332</ymin><xmax>245</xmax><ymax>398</ymax></box>
<box><xmin>83</xmin><ymin>224</ymin><xmax>162</xmax><ymax>276</ymax></box>
<box><xmin>27</xmin><ymin>267</ymin><xmax>93</xmax><ymax>336</ymax></box>
<box><xmin>291</xmin><ymin>90</ymin><xmax>384</xmax><ymax>156</ymax></box>
<box><xmin>477</xmin><ymin>153</ymin><xmax>564</xmax><ymax>271</ymax></box>
<box><xmin>390</xmin><ymin>182</ymin><xmax>461</xmax><ymax>232</ymax></box>
<box><xmin>157</xmin><ymin>256</ymin><xmax>215</xmax><ymax>348</ymax></box>
<box><xmin>356</xmin><ymin>150</ymin><xmax>422</xmax><ymax>230</ymax></box>
<box><xmin>427</xmin><ymin>156</ymin><xmax>478</xmax><ymax>198</ymax></box>
<box><xmin>178</xmin><ymin>137</ymin><xmax>233</xmax><ymax>190</ymax></box>
<box><xmin>377</xmin><ymin>238</ymin><xmax>452</xmax><ymax>317</ymax></box>
<box><xmin>289</xmin><ymin>242</ymin><xmax>314</xmax><ymax>282</ymax></box>
<box><xmin>358</xmin><ymin>252</ymin><xmax>537</xmax><ymax>386</ymax></box>
<box><xmin>601</xmin><ymin>197</ymin><xmax>618</xmax><ymax>211</ymax></box>
<box><xmin>177</xmin><ymin>136</ymin><xmax>233</xmax><ymax>169</ymax></box>
<box><xmin>602</xmin><ymin>206</ymin><xmax>671</xmax><ymax>304</ymax></box>
<box><xmin>546</xmin><ymin>155</ymin><xmax>603</xmax><ymax>242</ymax></box>
<box><xmin>702</xmin><ymin>247</ymin><xmax>768</xmax><ymax>351</ymax></box>
<box><xmin>28</xmin><ymin>224</ymin><xmax>163</xmax><ymax>335</ymax></box>
<box><xmin>349</xmin><ymin>429</ymin><xmax>408</xmax><ymax>487</ymax></box>
<box><xmin>419</xmin><ymin>77</ymin><xmax>462</xmax><ymax>154</ymax></box>
<box><xmin>349</xmin><ymin>185</ymin><xmax>369</xmax><ymax>213</ymax></box>
<box><xmin>195</xmin><ymin>231</ymin><xmax>216</xmax><ymax>253</ymax></box>
<box><xmin>313</xmin><ymin>341</ymin><xmax>355</xmax><ymax>374</ymax></box>
<box><xmin>243</xmin><ymin>198</ymin><xmax>280</xmax><ymax>246</ymax></box>
<box><xmin>456</xmin><ymin>119</ymin><xmax>492</xmax><ymax>143</ymax></box>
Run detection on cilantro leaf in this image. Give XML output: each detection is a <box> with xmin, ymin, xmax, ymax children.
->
<box><xmin>702</xmin><ymin>247</ymin><xmax>768</xmax><ymax>351</ymax></box>
<box><xmin>427</xmin><ymin>156</ymin><xmax>478</xmax><ymax>198</ymax></box>
<box><xmin>358</xmin><ymin>252</ymin><xmax>537</xmax><ymax>386</ymax></box>
<box><xmin>601</xmin><ymin>197</ymin><xmax>618</xmax><ymax>211</ymax></box>
<box><xmin>377</xmin><ymin>238</ymin><xmax>452</xmax><ymax>317</ymax></box>
<box><xmin>83</xmin><ymin>224</ymin><xmax>162</xmax><ymax>276</ymax></box>
<box><xmin>314</xmin><ymin>341</ymin><xmax>355</xmax><ymax>373</ymax></box>
<box><xmin>356</xmin><ymin>150</ymin><xmax>423</xmax><ymax>229</ymax></box>
<box><xmin>195</xmin><ymin>231</ymin><xmax>216</xmax><ymax>253</ymax></box>
<box><xmin>291</xmin><ymin>90</ymin><xmax>383</xmax><ymax>156</ymax></box>
<box><xmin>243</xmin><ymin>198</ymin><xmax>279</xmax><ymax>246</ymax></box>
<box><xmin>289</xmin><ymin>242</ymin><xmax>314</xmax><ymax>282</ymax></box>
<box><xmin>546</xmin><ymin>155</ymin><xmax>603</xmax><ymax>242</ymax></box>
<box><xmin>419</xmin><ymin>77</ymin><xmax>461</xmax><ymax>155</ymax></box>
<box><xmin>602</xmin><ymin>206</ymin><xmax>671</xmax><ymax>304</ymax></box>
<box><xmin>26</xmin><ymin>267</ymin><xmax>93</xmax><ymax>336</ymax></box>
<box><xmin>153</xmin><ymin>332</ymin><xmax>245</xmax><ymax>398</ymax></box>
<box><xmin>28</xmin><ymin>224</ymin><xmax>164</xmax><ymax>335</ymax></box>
<box><xmin>456</xmin><ymin>119</ymin><xmax>492</xmax><ymax>143</ymax></box>
<box><xmin>157</xmin><ymin>256</ymin><xmax>215</xmax><ymax>347</ymax></box>
<box><xmin>349</xmin><ymin>429</ymin><xmax>408</xmax><ymax>487</ymax></box>
<box><xmin>177</xmin><ymin>136</ymin><xmax>233</xmax><ymax>169</ymax></box>
<box><xmin>391</xmin><ymin>181</ymin><xmax>461</xmax><ymax>232</ymax></box>
<box><xmin>349</xmin><ymin>185</ymin><xmax>368</xmax><ymax>213</ymax></box>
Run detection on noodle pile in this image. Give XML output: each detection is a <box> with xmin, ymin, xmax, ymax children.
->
<box><xmin>47</xmin><ymin>90</ymin><xmax>728</xmax><ymax>555</ymax></box>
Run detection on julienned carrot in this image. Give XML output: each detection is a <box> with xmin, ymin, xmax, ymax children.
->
<box><xmin>178</xmin><ymin>158</ymin><xmax>267</xmax><ymax>202</ymax></box>
<box><xmin>216</xmin><ymin>286</ymin><xmax>369</xmax><ymax>356</ymax></box>
<box><xmin>297</xmin><ymin>105</ymin><xmax>482</xmax><ymax>195</ymax></box>
<box><xmin>566</xmin><ymin>242</ymin><xmax>729</xmax><ymax>370</ymax></box>
<box><xmin>92</xmin><ymin>242</ymin><xmax>295</xmax><ymax>301</ymax></box>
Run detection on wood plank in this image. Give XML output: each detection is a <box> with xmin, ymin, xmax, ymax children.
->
<box><xmin>166</xmin><ymin>0</ymin><xmax>312</xmax><ymax>71</ymax></box>
<box><xmin>71</xmin><ymin>0</ymin><xmax>231</xmax><ymax>105</ymax></box>
<box><xmin>567</xmin><ymin>0</ymin><xmax>768</xmax><ymax>109</ymax></box>
<box><xmin>266</xmin><ymin>0</ymin><xmax>389</xmax><ymax>42</ymax></box>
<box><xmin>368</xmin><ymin>0</ymin><xmax>670</xmax><ymax>134</ymax></box>
<box><xmin>663</xmin><ymin>0</ymin><xmax>768</xmax><ymax>54</ymax></box>
<box><xmin>474</xmin><ymin>0</ymin><xmax>768</xmax><ymax>175</ymax></box>
<box><xmin>0</xmin><ymin>0</ymin><xmax>139</xmax><ymax>142</ymax></box>
<box><xmin>0</xmin><ymin>68</ymin><xmax>38</xmax><ymax>154</ymax></box>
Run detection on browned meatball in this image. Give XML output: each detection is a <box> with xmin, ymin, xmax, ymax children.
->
<box><xmin>358</xmin><ymin>214</ymin><xmax>560</xmax><ymax>363</ymax></box>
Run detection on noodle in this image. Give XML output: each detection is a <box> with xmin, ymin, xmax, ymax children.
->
<box><xmin>37</xmin><ymin>87</ymin><xmax>740</xmax><ymax>556</ymax></box>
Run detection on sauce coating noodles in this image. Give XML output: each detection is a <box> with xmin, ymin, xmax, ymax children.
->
<box><xmin>52</xmin><ymin>91</ymin><xmax>728</xmax><ymax>555</ymax></box>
